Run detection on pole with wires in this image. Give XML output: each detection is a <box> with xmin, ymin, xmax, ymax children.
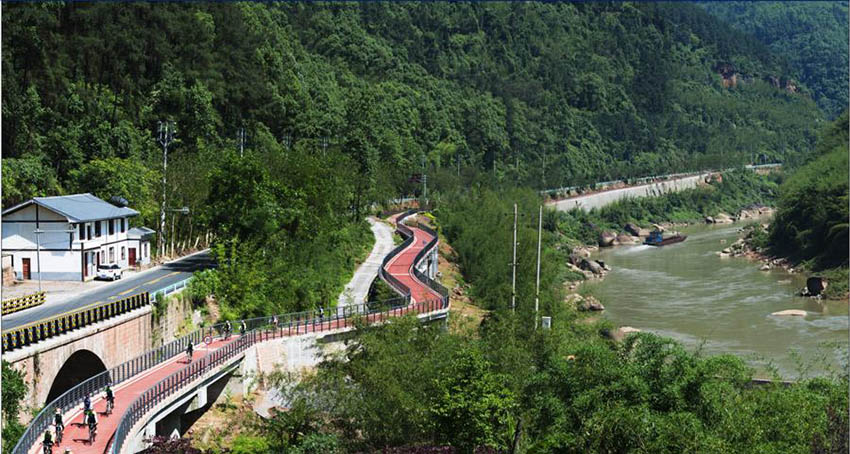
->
<box><xmin>511</xmin><ymin>203</ymin><xmax>517</xmax><ymax>314</ymax></box>
<box><xmin>535</xmin><ymin>205</ymin><xmax>542</xmax><ymax>329</ymax></box>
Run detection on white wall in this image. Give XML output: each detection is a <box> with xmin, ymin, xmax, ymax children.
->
<box><xmin>12</xmin><ymin>250</ymin><xmax>82</xmax><ymax>281</ymax></box>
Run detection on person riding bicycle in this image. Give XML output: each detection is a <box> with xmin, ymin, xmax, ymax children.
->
<box><xmin>86</xmin><ymin>409</ymin><xmax>97</xmax><ymax>441</ymax></box>
<box><xmin>186</xmin><ymin>341</ymin><xmax>194</xmax><ymax>362</ymax></box>
<box><xmin>319</xmin><ymin>306</ymin><xmax>325</xmax><ymax>321</ymax></box>
<box><xmin>104</xmin><ymin>385</ymin><xmax>115</xmax><ymax>414</ymax></box>
<box><xmin>270</xmin><ymin>315</ymin><xmax>278</xmax><ymax>328</ymax></box>
<box><xmin>239</xmin><ymin>320</ymin><xmax>247</xmax><ymax>336</ymax></box>
<box><xmin>224</xmin><ymin>320</ymin><xmax>232</xmax><ymax>339</ymax></box>
<box><xmin>53</xmin><ymin>407</ymin><xmax>64</xmax><ymax>435</ymax></box>
<box><xmin>43</xmin><ymin>428</ymin><xmax>54</xmax><ymax>452</ymax></box>
<box><xmin>81</xmin><ymin>394</ymin><xmax>91</xmax><ymax>424</ymax></box>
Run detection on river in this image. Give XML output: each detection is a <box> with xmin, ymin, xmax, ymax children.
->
<box><xmin>592</xmin><ymin>223</ymin><xmax>848</xmax><ymax>379</ymax></box>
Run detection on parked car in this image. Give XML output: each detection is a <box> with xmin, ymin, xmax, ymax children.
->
<box><xmin>96</xmin><ymin>264</ymin><xmax>123</xmax><ymax>281</ymax></box>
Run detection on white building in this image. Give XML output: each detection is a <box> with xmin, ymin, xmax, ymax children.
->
<box><xmin>1</xmin><ymin>194</ymin><xmax>154</xmax><ymax>281</ymax></box>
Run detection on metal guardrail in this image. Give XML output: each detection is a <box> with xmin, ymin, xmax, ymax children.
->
<box><xmin>2</xmin><ymin>291</ymin><xmax>46</xmax><ymax>315</ymax></box>
<box><xmin>110</xmin><ymin>297</ymin><xmax>446</xmax><ymax>454</ymax></box>
<box><xmin>2</xmin><ymin>293</ymin><xmax>151</xmax><ymax>353</ymax></box>
<box><xmin>151</xmin><ymin>277</ymin><xmax>192</xmax><ymax>302</ymax></box>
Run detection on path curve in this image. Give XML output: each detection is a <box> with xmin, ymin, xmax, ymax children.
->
<box><xmin>19</xmin><ymin>211</ymin><xmax>447</xmax><ymax>454</ymax></box>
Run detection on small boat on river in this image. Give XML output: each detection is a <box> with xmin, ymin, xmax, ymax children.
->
<box><xmin>644</xmin><ymin>229</ymin><xmax>687</xmax><ymax>246</ymax></box>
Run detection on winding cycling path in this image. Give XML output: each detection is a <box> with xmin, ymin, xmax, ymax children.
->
<box><xmin>32</xmin><ymin>212</ymin><xmax>444</xmax><ymax>454</ymax></box>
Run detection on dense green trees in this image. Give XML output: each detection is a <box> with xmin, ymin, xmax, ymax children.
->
<box><xmin>704</xmin><ymin>2</ymin><xmax>849</xmax><ymax>118</ymax></box>
<box><xmin>1</xmin><ymin>361</ymin><xmax>27</xmax><ymax>454</ymax></box>
<box><xmin>2</xmin><ymin>2</ymin><xmax>831</xmax><ymax>225</ymax></box>
<box><xmin>768</xmin><ymin>112</ymin><xmax>848</xmax><ymax>297</ymax></box>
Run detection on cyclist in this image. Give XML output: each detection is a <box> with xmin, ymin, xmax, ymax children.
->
<box><xmin>104</xmin><ymin>385</ymin><xmax>115</xmax><ymax>415</ymax></box>
<box><xmin>43</xmin><ymin>428</ymin><xmax>54</xmax><ymax>453</ymax></box>
<box><xmin>224</xmin><ymin>320</ymin><xmax>232</xmax><ymax>339</ymax></box>
<box><xmin>270</xmin><ymin>315</ymin><xmax>278</xmax><ymax>328</ymax></box>
<box><xmin>319</xmin><ymin>306</ymin><xmax>325</xmax><ymax>321</ymax></box>
<box><xmin>86</xmin><ymin>409</ymin><xmax>97</xmax><ymax>442</ymax></box>
<box><xmin>81</xmin><ymin>394</ymin><xmax>91</xmax><ymax>424</ymax></box>
<box><xmin>186</xmin><ymin>341</ymin><xmax>194</xmax><ymax>363</ymax></box>
<box><xmin>53</xmin><ymin>408</ymin><xmax>64</xmax><ymax>443</ymax></box>
<box><xmin>239</xmin><ymin>320</ymin><xmax>247</xmax><ymax>336</ymax></box>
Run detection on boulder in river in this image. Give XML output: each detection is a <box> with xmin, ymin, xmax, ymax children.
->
<box><xmin>715</xmin><ymin>213</ymin><xmax>734</xmax><ymax>224</ymax></box>
<box><xmin>599</xmin><ymin>231</ymin><xmax>618</xmax><ymax>247</ymax></box>
<box><xmin>760</xmin><ymin>264</ymin><xmax>771</xmax><ymax>271</ymax></box>
<box><xmin>578</xmin><ymin>296</ymin><xmax>605</xmax><ymax>312</ymax></box>
<box><xmin>771</xmin><ymin>309</ymin><xmax>807</xmax><ymax>317</ymax></box>
<box><xmin>616</xmin><ymin>233</ymin><xmax>635</xmax><ymax>244</ymax></box>
<box><xmin>704</xmin><ymin>216</ymin><xmax>715</xmax><ymax>224</ymax></box>
<box><xmin>580</xmin><ymin>258</ymin><xmax>604</xmax><ymax>275</ymax></box>
<box><xmin>806</xmin><ymin>277</ymin><xmax>828</xmax><ymax>296</ymax></box>
<box><xmin>624</xmin><ymin>223</ymin><xmax>642</xmax><ymax>237</ymax></box>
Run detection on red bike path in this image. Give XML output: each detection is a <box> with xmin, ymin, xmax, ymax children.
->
<box><xmin>42</xmin><ymin>215</ymin><xmax>442</xmax><ymax>454</ymax></box>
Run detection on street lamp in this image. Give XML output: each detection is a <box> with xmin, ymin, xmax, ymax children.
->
<box><xmin>168</xmin><ymin>207</ymin><xmax>190</xmax><ymax>258</ymax></box>
<box><xmin>320</xmin><ymin>136</ymin><xmax>329</xmax><ymax>156</ymax></box>
<box><xmin>33</xmin><ymin>228</ymin><xmax>75</xmax><ymax>293</ymax></box>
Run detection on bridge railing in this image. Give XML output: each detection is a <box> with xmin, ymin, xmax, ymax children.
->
<box><xmin>2</xmin><ymin>291</ymin><xmax>46</xmax><ymax>316</ymax></box>
<box><xmin>10</xmin><ymin>298</ymin><xmax>229</xmax><ymax>454</ymax></box>
<box><xmin>110</xmin><ymin>296</ymin><xmax>447</xmax><ymax>454</ymax></box>
<box><xmin>378</xmin><ymin>209</ymin><xmax>418</xmax><ymax>300</ymax></box>
<box><xmin>2</xmin><ymin>293</ymin><xmax>151</xmax><ymax>353</ymax></box>
<box><xmin>406</xmin><ymin>221</ymin><xmax>449</xmax><ymax>305</ymax></box>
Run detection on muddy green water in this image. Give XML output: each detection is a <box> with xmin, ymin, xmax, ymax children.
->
<box><xmin>593</xmin><ymin>223</ymin><xmax>848</xmax><ymax>378</ymax></box>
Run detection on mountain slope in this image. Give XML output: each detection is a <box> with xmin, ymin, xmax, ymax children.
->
<box><xmin>703</xmin><ymin>2</ymin><xmax>849</xmax><ymax>118</ymax></box>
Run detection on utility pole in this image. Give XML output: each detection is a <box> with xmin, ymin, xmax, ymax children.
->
<box><xmin>535</xmin><ymin>205</ymin><xmax>542</xmax><ymax>329</ymax></box>
<box><xmin>157</xmin><ymin>121</ymin><xmax>175</xmax><ymax>258</ymax></box>
<box><xmin>238</xmin><ymin>127</ymin><xmax>246</xmax><ymax>157</ymax></box>
<box><xmin>511</xmin><ymin>203</ymin><xmax>517</xmax><ymax>314</ymax></box>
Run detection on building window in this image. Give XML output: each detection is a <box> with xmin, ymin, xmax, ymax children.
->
<box><xmin>95</xmin><ymin>221</ymin><xmax>101</xmax><ymax>237</ymax></box>
<box><xmin>109</xmin><ymin>247</ymin><xmax>115</xmax><ymax>263</ymax></box>
<box><xmin>121</xmin><ymin>218</ymin><xmax>126</xmax><ymax>233</ymax></box>
<box><xmin>109</xmin><ymin>219</ymin><xmax>115</xmax><ymax>235</ymax></box>
<box><xmin>79</xmin><ymin>223</ymin><xmax>85</xmax><ymax>241</ymax></box>
<box><xmin>121</xmin><ymin>247</ymin><xmax>125</xmax><ymax>260</ymax></box>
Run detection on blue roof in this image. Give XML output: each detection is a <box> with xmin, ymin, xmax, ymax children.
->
<box><xmin>2</xmin><ymin>193</ymin><xmax>139</xmax><ymax>223</ymax></box>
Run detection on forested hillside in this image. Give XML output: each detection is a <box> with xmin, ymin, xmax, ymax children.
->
<box><xmin>704</xmin><ymin>2</ymin><xmax>849</xmax><ymax>118</ymax></box>
<box><xmin>3</xmin><ymin>2</ymin><xmax>825</xmax><ymax>221</ymax></box>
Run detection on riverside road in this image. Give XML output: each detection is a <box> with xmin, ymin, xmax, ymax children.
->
<box><xmin>1</xmin><ymin>251</ymin><xmax>214</xmax><ymax>330</ymax></box>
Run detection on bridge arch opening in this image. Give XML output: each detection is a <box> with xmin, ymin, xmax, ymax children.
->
<box><xmin>45</xmin><ymin>350</ymin><xmax>107</xmax><ymax>404</ymax></box>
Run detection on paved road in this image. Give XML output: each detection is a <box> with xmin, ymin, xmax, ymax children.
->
<box><xmin>547</xmin><ymin>173</ymin><xmax>709</xmax><ymax>212</ymax></box>
<box><xmin>337</xmin><ymin>218</ymin><xmax>395</xmax><ymax>313</ymax></box>
<box><xmin>1</xmin><ymin>251</ymin><xmax>214</xmax><ymax>330</ymax></box>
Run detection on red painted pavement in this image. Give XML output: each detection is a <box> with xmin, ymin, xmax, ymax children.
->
<box><xmin>40</xmin><ymin>214</ymin><xmax>443</xmax><ymax>454</ymax></box>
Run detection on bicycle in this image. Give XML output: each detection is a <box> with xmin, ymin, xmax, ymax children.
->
<box><xmin>55</xmin><ymin>424</ymin><xmax>63</xmax><ymax>444</ymax></box>
<box><xmin>203</xmin><ymin>335</ymin><xmax>213</xmax><ymax>346</ymax></box>
<box><xmin>105</xmin><ymin>398</ymin><xmax>114</xmax><ymax>415</ymax></box>
<box><xmin>42</xmin><ymin>441</ymin><xmax>53</xmax><ymax>454</ymax></box>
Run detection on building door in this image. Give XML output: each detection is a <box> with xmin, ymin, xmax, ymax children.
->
<box><xmin>129</xmin><ymin>248</ymin><xmax>137</xmax><ymax>267</ymax></box>
<box><xmin>22</xmin><ymin>258</ymin><xmax>31</xmax><ymax>280</ymax></box>
<box><xmin>83</xmin><ymin>253</ymin><xmax>88</xmax><ymax>279</ymax></box>
<box><xmin>96</xmin><ymin>252</ymin><xmax>101</xmax><ymax>267</ymax></box>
